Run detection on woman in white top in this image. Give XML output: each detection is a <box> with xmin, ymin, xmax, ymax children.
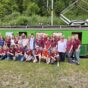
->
<box><xmin>57</xmin><ymin>36</ymin><xmax>67</xmax><ymax>62</ymax></box>
<box><xmin>11</xmin><ymin>36</ymin><xmax>15</xmax><ymax>46</ymax></box>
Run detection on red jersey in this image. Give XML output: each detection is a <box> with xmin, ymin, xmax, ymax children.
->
<box><xmin>26</xmin><ymin>49</ymin><xmax>32</xmax><ymax>55</ymax></box>
<box><xmin>44</xmin><ymin>37</ymin><xmax>47</xmax><ymax>43</ymax></box>
<box><xmin>55</xmin><ymin>37</ymin><xmax>60</xmax><ymax>44</ymax></box>
<box><xmin>15</xmin><ymin>47</ymin><xmax>24</xmax><ymax>54</ymax></box>
<box><xmin>36</xmin><ymin>39</ymin><xmax>40</xmax><ymax>46</ymax></box>
<box><xmin>73</xmin><ymin>39</ymin><xmax>81</xmax><ymax>50</ymax></box>
<box><xmin>0</xmin><ymin>49</ymin><xmax>3</xmax><ymax>54</ymax></box>
<box><xmin>36</xmin><ymin>39</ymin><xmax>39</xmax><ymax>46</ymax></box>
<box><xmin>42</xmin><ymin>50</ymin><xmax>49</xmax><ymax>57</ymax></box>
<box><xmin>45</xmin><ymin>40</ymin><xmax>51</xmax><ymax>49</ymax></box>
<box><xmin>9</xmin><ymin>48</ymin><xmax>15</xmax><ymax>54</ymax></box>
<box><xmin>14</xmin><ymin>39</ymin><xmax>18</xmax><ymax>45</ymax></box>
<box><xmin>51</xmin><ymin>40</ymin><xmax>56</xmax><ymax>48</ymax></box>
<box><xmin>3</xmin><ymin>49</ymin><xmax>9</xmax><ymax>54</ymax></box>
<box><xmin>5</xmin><ymin>38</ymin><xmax>11</xmax><ymax>45</ymax></box>
<box><xmin>66</xmin><ymin>40</ymin><xmax>73</xmax><ymax>52</ymax></box>
<box><xmin>39</xmin><ymin>38</ymin><xmax>44</xmax><ymax>48</ymax></box>
<box><xmin>35</xmin><ymin>49</ymin><xmax>42</xmax><ymax>55</ymax></box>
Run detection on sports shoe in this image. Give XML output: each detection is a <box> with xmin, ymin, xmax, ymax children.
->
<box><xmin>57</xmin><ymin>62</ymin><xmax>59</xmax><ymax>67</ymax></box>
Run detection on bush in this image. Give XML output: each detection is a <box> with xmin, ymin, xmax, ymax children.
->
<box><xmin>0</xmin><ymin>15</ymin><xmax>66</xmax><ymax>26</ymax></box>
<box><xmin>2</xmin><ymin>12</ymin><xmax>20</xmax><ymax>22</ymax></box>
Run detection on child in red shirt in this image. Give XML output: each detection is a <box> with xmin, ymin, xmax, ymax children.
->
<box><xmin>15</xmin><ymin>45</ymin><xmax>25</xmax><ymax>61</ymax></box>
<box><xmin>2</xmin><ymin>45</ymin><xmax>9</xmax><ymax>60</ymax></box>
<box><xmin>49</xmin><ymin>49</ymin><xmax>58</xmax><ymax>64</ymax></box>
<box><xmin>44</xmin><ymin>37</ymin><xmax>51</xmax><ymax>50</ymax></box>
<box><xmin>5</xmin><ymin>36</ymin><xmax>11</xmax><ymax>48</ymax></box>
<box><xmin>42</xmin><ymin>48</ymin><xmax>50</xmax><ymax>64</ymax></box>
<box><xmin>33</xmin><ymin>46</ymin><xmax>42</xmax><ymax>63</ymax></box>
<box><xmin>24</xmin><ymin>47</ymin><xmax>34</xmax><ymax>62</ymax></box>
<box><xmin>7</xmin><ymin>45</ymin><xmax>15</xmax><ymax>60</ymax></box>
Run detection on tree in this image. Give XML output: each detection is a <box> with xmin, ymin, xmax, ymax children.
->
<box><xmin>55</xmin><ymin>1</ymin><xmax>65</xmax><ymax>16</ymax></box>
<box><xmin>0</xmin><ymin>0</ymin><xmax>18</xmax><ymax>17</ymax></box>
<box><xmin>25</xmin><ymin>2</ymin><xmax>40</xmax><ymax>16</ymax></box>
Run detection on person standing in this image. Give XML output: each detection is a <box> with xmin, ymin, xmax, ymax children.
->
<box><xmin>57</xmin><ymin>36</ymin><xmax>67</xmax><ymax>62</ymax></box>
<box><xmin>29</xmin><ymin>33</ymin><xmax>36</xmax><ymax>58</ymax></box>
<box><xmin>29</xmin><ymin>33</ymin><xmax>35</xmax><ymax>50</ymax></box>
<box><xmin>0</xmin><ymin>35</ymin><xmax>4</xmax><ymax>47</ymax></box>
<box><xmin>73</xmin><ymin>35</ymin><xmax>81</xmax><ymax>65</ymax></box>
<box><xmin>5</xmin><ymin>36</ymin><xmax>11</xmax><ymax>48</ymax></box>
<box><xmin>66</xmin><ymin>36</ymin><xmax>74</xmax><ymax>63</ymax></box>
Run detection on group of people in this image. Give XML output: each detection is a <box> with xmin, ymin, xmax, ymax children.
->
<box><xmin>0</xmin><ymin>32</ymin><xmax>81</xmax><ymax>66</ymax></box>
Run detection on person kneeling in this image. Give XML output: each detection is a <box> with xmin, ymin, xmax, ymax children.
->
<box><xmin>42</xmin><ymin>48</ymin><xmax>50</xmax><ymax>64</ymax></box>
<box><xmin>2</xmin><ymin>45</ymin><xmax>9</xmax><ymax>60</ymax></box>
<box><xmin>0</xmin><ymin>46</ymin><xmax>4</xmax><ymax>60</ymax></box>
<box><xmin>25</xmin><ymin>47</ymin><xmax>34</xmax><ymax>62</ymax></box>
<box><xmin>7</xmin><ymin>45</ymin><xmax>15</xmax><ymax>60</ymax></box>
<box><xmin>49</xmin><ymin>49</ymin><xmax>58</xmax><ymax>64</ymax></box>
<box><xmin>33</xmin><ymin>46</ymin><xmax>42</xmax><ymax>63</ymax></box>
<box><xmin>15</xmin><ymin>45</ymin><xmax>25</xmax><ymax>62</ymax></box>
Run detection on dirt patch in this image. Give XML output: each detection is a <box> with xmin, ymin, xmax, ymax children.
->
<box><xmin>0</xmin><ymin>70</ymin><xmax>88</xmax><ymax>88</ymax></box>
<box><xmin>58</xmin><ymin>73</ymin><xmax>88</xmax><ymax>88</ymax></box>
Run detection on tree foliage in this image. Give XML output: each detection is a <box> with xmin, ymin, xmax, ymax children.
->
<box><xmin>0</xmin><ymin>0</ymin><xmax>88</xmax><ymax>25</ymax></box>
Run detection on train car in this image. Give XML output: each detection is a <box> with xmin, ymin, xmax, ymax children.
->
<box><xmin>0</xmin><ymin>26</ymin><xmax>88</xmax><ymax>57</ymax></box>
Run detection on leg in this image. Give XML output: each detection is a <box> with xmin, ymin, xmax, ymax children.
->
<box><xmin>0</xmin><ymin>55</ymin><xmax>4</xmax><ymax>60</ymax></box>
<box><xmin>6</xmin><ymin>54</ymin><xmax>13</xmax><ymax>60</ymax></box>
<box><xmin>2</xmin><ymin>55</ymin><xmax>7</xmax><ymax>60</ymax></box>
<box><xmin>59</xmin><ymin>52</ymin><xmax>66</xmax><ymax>62</ymax></box>
<box><xmin>67</xmin><ymin>52</ymin><xmax>72</xmax><ymax>63</ymax></box>
<box><xmin>46</xmin><ymin>58</ymin><xmax>50</xmax><ymax>64</ymax></box>
<box><xmin>33</xmin><ymin>55</ymin><xmax>38</xmax><ymax>63</ymax></box>
<box><xmin>38</xmin><ymin>54</ymin><xmax>41</xmax><ymax>64</ymax></box>
<box><xmin>75</xmin><ymin>49</ymin><xmax>80</xmax><ymax>64</ymax></box>
<box><xmin>20</xmin><ymin>55</ymin><xmax>25</xmax><ymax>62</ymax></box>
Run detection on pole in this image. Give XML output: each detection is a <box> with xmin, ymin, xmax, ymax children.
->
<box><xmin>47</xmin><ymin>0</ymin><xmax>49</xmax><ymax>10</ymax></box>
<box><xmin>51</xmin><ymin>0</ymin><xmax>53</xmax><ymax>26</ymax></box>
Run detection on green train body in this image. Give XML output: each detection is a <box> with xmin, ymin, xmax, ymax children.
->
<box><xmin>0</xmin><ymin>28</ymin><xmax>88</xmax><ymax>56</ymax></box>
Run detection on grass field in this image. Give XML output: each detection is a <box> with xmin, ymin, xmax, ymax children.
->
<box><xmin>0</xmin><ymin>59</ymin><xmax>88</xmax><ymax>88</ymax></box>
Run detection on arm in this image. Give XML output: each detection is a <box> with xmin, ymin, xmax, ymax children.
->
<box><xmin>69</xmin><ymin>45</ymin><xmax>73</xmax><ymax>53</ymax></box>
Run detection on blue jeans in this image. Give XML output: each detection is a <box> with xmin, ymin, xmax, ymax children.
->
<box><xmin>0</xmin><ymin>55</ymin><xmax>8</xmax><ymax>60</ymax></box>
<box><xmin>16</xmin><ymin>55</ymin><xmax>25</xmax><ymax>61</ymax></box>
<box><xmin>7</xmin><ymin>54</ymin><xmax>13</xmax><ymax>60</ymax></box>
<box><xmin>66</xmin><ymin>51</ymin><xmax>73</xmax><ymax>63</ymax></box>
<box><xmin>0</xmin><ymin>55</ymin><xmax>4</xmax><ymax>60</ymax></box>
<box><xmin>2</xmin><ymin>55</ymin><xmax>7</xmax><ymax>60</ymax></box>
<box><xmin>74</xmin><ymin>49</ymin><xmax>80</xmax><ymax>64</ymax></box>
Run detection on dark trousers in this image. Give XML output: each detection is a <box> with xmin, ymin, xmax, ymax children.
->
<box><xmin>66</xmin><ymin>51</ymin><xmax>72</xmax><ymax>63</ymax></box>
<box><xmin>16</xmin><ymin>55</ymin><xmax>25</xmax><ymax>61</ymax></box>
<box><xmin>59</xmin><ymin>52</ymin><xmax>66</xmax><ymax>62</ymax></box>
<box><xmin>7</xmin><ymin>54</ymin><xmax>13</xmax><ymax>60</ymax></box>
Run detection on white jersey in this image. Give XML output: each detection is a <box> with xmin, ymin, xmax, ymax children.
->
<box><xmin>11</xmin><ymin>39</ymin><xmax>15</xmax><ymax>46</ymax></box>
<box><xmin>57</xmin><ymin>40</ymin><xmax>67</xmax><ymax>53</ymax></box>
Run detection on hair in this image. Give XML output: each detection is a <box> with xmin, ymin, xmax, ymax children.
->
<box><xmin>31</xmin><ymin>33</ymin><xmax>34</xmax><ymax>36</ymax></box>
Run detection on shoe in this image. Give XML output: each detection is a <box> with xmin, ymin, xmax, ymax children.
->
<box><xmin>72</xmin><ymin>60</ymin><xmax>75</xmax><ymax>63</ymax></box>
<box><xmin>76</xmin><ymin>62</ymin><xmax>80</xmax><ymax>65</ymax></box>
<box><xmin>57</xmin><ymin>62</ymin><xmax>59</xmax><ymax>67</ymax></box>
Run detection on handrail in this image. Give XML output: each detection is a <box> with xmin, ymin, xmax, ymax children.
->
<box><xmin>0</xmin><ymin>25</ymin><xmax>88</xmax><ymax>29</ymax></box>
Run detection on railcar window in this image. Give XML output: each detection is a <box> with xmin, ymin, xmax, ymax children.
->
<box><xmin>72</xmin><ymin>32</ymin><xmax>82</xmax><ymax>42</ymax></box>
<box><xmin>19</xmin><ymin>32</ymin><xmax>27</xmax><ymax>36</ymax></box>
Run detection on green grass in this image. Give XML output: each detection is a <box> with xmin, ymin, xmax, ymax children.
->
<box><xmin>0</xmin><ymin>59</ymin><xmax>88</xmax><ymax>88</ymax></box>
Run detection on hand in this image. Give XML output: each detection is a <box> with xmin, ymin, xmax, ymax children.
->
<box><xmin>69</xmin><ymin>51</ymin><xmax>71</xmax><ymax>53</ymax></box>
<box><xmin>76</xmin><ymin>49</ymin><xmax>79</xmax><ymax>52</ymax></box>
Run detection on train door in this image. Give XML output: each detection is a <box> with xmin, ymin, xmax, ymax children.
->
<box><xmin>19</xmin><ymin>32</ymin><xmax>27</xmax><ymax>36</ymax></box>
<box><xmin>72</xmin><ymin>32</ymin><xmax>82</xmax><ymax>42</ymax></box>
